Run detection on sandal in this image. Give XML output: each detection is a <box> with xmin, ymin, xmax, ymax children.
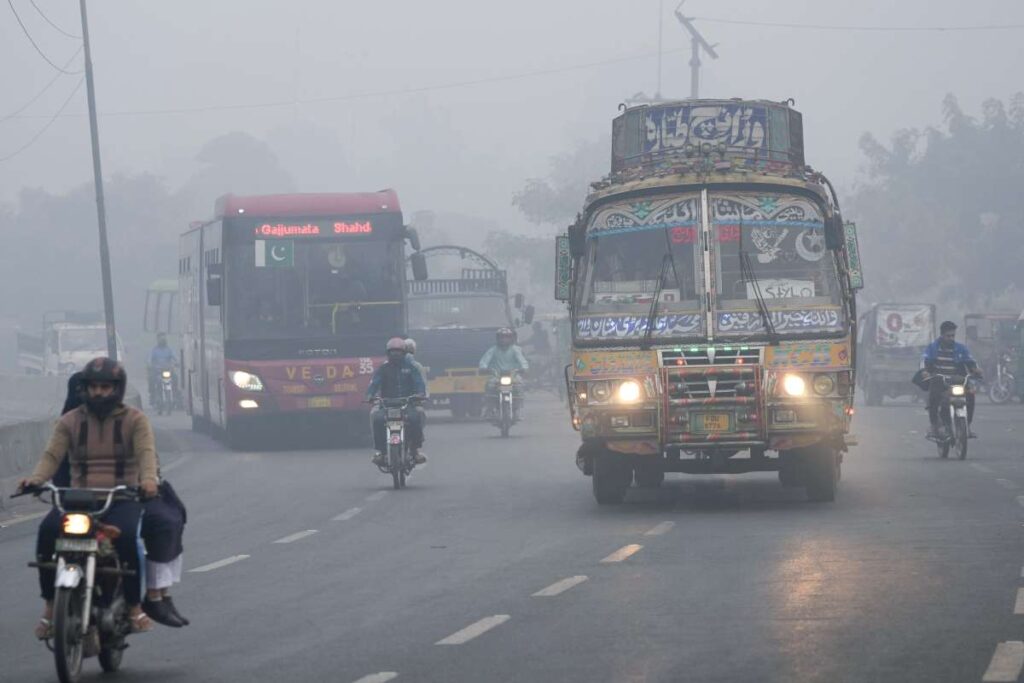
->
<box><xmin>130</xmin><ymin>612</ymin><xmax>153</xmax><ymax>633</ymax></box>
<box><xmin>34</xmin><ymin>618</ymin><xmax>53</xmax><ymax>640</ymax></box>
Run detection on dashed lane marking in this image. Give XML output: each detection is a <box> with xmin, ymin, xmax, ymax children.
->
<box><xmin>0</xmin><ymin>510</ymin><xmax>48</xmax><ymax>529</ymax></box>
<box><xmin>983</xmin><ymin>641</ymin><xmax>1024</xmax><ymax>682</ymax></box>
<box><xmin>533</xmin><ymin>575</ymin><xmax>589</xmax><ymax>597</ymax></box>
<box><xmin>1015</xmin><ymin>589</ymin><xmax>1024</xmax><ymax>615</ymax></box>
<box><xmin>644</xmin><ymin>521</ymin><xmax>676</xmax><ymax>536</ymax></box>
<box><xmin>161</xmin><ymin>454</ymin><xmax>193</xmax><ymax>474</ymax></box>
<box><xmin>351</xmin><ymin>673</ymin><xmax>398</xmax><ymax>683</ymax></box>
<box><xmin>997</xmin><ymin>479</ymin><xmax>1017</xmax><ymax>490</ymax></box>
<box><xmin>367</xmin><ymin>491</ymin><xmax>389</xmax><ymax>502</ymax></box>
<box><xmin>601</xmin><ymin>544</ymin><xmax>643</xmax><ymax>563</ymax></box>
<box><xmin>189</xmin><ymin>555</ymin><xmax>250</xmax><ymax>573</ymax></box>
<box><xmin>436</xmin><ymin>615</ymin><xmax>510</xmax><ymax>645</ymax></box>
<box><xmin>333</xmin><ymin>507</ymin><xmax>362</xmax><ymax>522</ymax></box>
<box><xmin>273</xmin><ymin>529</ymin><xmax>319</xmax><ymax>544</ymax></box>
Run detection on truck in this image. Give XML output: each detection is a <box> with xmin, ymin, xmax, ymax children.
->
<box><xmin>17</xmin><ymin>311</ymin><xmax>126</xmax><ymax>376</ymax></box>
<box><xmin>857</xmin><ymin>303</ymin><xmax>935</xmax><ymax>405</ymax></box>
<box><xmin>555</xmin><ymin>98</ymin><xmax>864</xmax><ymax>504</ymax></box>
<box><xmin>406</xmin><ymin>245</ymin><xmax>529</xmax><ymax>418</ymax></box>
<box><xmin>179</xmin><ymin>191</ymin><xmax>427</xmax><ymax>447</ymax></box>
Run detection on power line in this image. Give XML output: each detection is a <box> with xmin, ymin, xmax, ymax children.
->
<box><xmin>8</xmin><ymin>46</ymin><xmax>690</xmax><ymax>120</ymax></box>
<box><xmin>0</xmin><ymin>44</ymin><xmax>83</xmax><ymax>122</ymax></box>
<box><xmin>692</xmin><ymin>16</ymin><xmax>1024</xmax><ymax>32</ymax></box>
<box><xmin>0</xmin><ymin>76</ymin><xmax>84</xmax><ymax>162</ymax></box>
<box><xmin>29</xmin><ymin>0</ymin><xmax>79</xmax><ymax>39</ymax></box>
<box><xmin>7</xmin><ymin>0</ymin><xmax>83</xmax><ymax>74</ymax></box>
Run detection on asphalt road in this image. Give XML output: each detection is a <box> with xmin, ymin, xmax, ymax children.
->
<box><xmin>2</xmin><ymin>394</ymin><xmax>1024</xmax><ymax>682</ymax></box>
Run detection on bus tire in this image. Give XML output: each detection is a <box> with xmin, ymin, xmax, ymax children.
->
<box><xmin>804</xmin><ymin>445</ymin><xmax>839</xmax><ymax>502</ymax></box>
<box><xmin>634</xmin><ymin>464</ymin><xmax>664</xmax><ymax>488</ymax></box>
<box><xmin>593</xmin><ymin>452</ymin><xmax>630</xmax><ymax>505</ymax></box>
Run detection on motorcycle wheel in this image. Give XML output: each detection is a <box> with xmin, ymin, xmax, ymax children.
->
<box><xmin>989</xmin><ymin>378</ymin><xmax>1013</xmax><ymax>404</ymax></box>
<box><xmin>955</xmin><ymin>416</ymin><xmax>969</xmax><ymax>460</ymax></box>
<box><xmin>500</xmin><ymin>402</ymin><xmax>511</xmax><ymax>438</ymax></box>
<box><xmin>937</xmin><ymin>433</ymin><xmax>950</xmax><ymax>459</ymax></box>
<box><xmin>390</xmin><ymin>444</ymin><xmax>402</xmax><ymax>490</ymax></box>
<box><xmin>53</xmin><ymin>586</ymin><xmax>85</xmax><ymax>683</ymax></box>
<box><xmin>98</xmin><ymin>641</ymin><xmax>124</xmax><ymax>672</ymax></box>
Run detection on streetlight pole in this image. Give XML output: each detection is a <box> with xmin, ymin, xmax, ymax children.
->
<box><xmin>78</xmin><ymin>0</ymin><xmax>118</xmax><ymax>360</ymax></box>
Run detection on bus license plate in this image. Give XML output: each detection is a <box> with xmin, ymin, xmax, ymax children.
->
<box><xmin>56</xmin><ymin>538</ymin><xmax>98</xmax><ymax>553</ymax></box>
<box><xmin>307</xmin><ymin>397</ymin><xmax>331</xmax><ymax>409</ymax></box>
<box><xmin>699</xmin><ymin>413</ymin><xmax>731</xmax><ymax>432</ymax></box>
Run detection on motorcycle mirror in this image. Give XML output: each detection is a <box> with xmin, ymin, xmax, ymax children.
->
<box><xmin>514</xmin><ymin>293</ymin><xmax>524</xmax><ymax>310</ymax></box>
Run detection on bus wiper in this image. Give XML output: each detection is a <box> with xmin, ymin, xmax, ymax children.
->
<box><xmin>738</xmin><ymin>220</ymin><xmax>779</xmax><ymax>345</ymax></box>
<box><xmin>641</xmin><ymin>253</ymin><xmax>671</xmax><ymax>350</ymax></box>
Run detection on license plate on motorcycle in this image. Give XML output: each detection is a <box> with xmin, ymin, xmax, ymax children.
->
<box><xmin>389</xmin><ymin>433</ymin><xmax>402</xmax><ymax>444</ymax></box>
<box><xmin>307</xmin><ymin>397</ymin><xmax>331</xmax><ymax>408</ymax></box>
<box><xmin>698</xmin><ymin>413</ymin><xmax>731</xmax><ymax>432</ymax></box>
<box><xmin>56</xmin><ymin>538</ymin><xmax>97</xmax><ymax>553</ymax></box>
<box><xmin>386</xmin><ymin>408</ymin><xmax>403</xmax><ymax>419</ymax></box>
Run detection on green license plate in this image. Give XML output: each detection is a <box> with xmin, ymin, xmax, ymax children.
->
<box><xmin>699</xmin><ymin>413</ymin><xmax>732</xmax><ymax>432</ymax></box>
<box><xmin>307</xmin><ymin>397</ymin><xmax>332</xmax><ymax>408</ymax></box>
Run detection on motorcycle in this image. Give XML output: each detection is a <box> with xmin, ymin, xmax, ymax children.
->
<box><xmin>156</xmin><ymin>369</ymin><xmax>176</xmax><ymax>415</ymax></box>
<box><xmin>373</xmin><ymin>396</ymin><xmax>423</xmax><ymax>489</ymax></box>
<box><xmin>988</xmin><ymin>351</ymin><xmax>1016</xmax><ymax>405</ymax></box>
<box><xmin>927</xmin><ymin>375</ymin><xmax>972</xmax><ymax>460</ymax></box>
<box><xmin>13</xmin><ymin>483</ymin><xmax>139</xmax><ymax>683</ymax></box>
<box><xmin>492</xmin><ymin>372</ymin><xmax>520</xmax><ymax>438</ymax></box>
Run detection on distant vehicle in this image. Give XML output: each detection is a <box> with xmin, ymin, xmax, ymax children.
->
<box><xmin>964</xmin><ymin>312</ymin><xmax>1018</xmax><ymax>383</ymax></box>
<box><xmin>405</xmin><ymin>246</ymin><xmax>532</xmax><ymax>418</ymax></box>
<box><xmin>857</xmin><ymin>303</ymin><xmax>935</xmax><ymax>406</ymax></box>
<box><xmin>180</xmin><ymin>191</ymin><xmax>426</xmax><ymax>447</ymax></box>
<box><xmin>17</xmin><ymin>311</ymin><xmax>125</xmax><ymax>376</ymax></box>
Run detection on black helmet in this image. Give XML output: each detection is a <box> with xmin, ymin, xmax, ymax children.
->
<box><xmin>80</xmin><ymin>357</ymin><xmax>127</xmax><ymax>417</ymax></box>
<box><xmin>496</xmin><ymin>327</ymin><xmax>514</xmax><ymax>341</ymax></box>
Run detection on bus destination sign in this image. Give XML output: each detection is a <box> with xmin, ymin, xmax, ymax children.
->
<box><xmin>252</xmin><ymin>220</ymin><xmax>375</xmax><ymax>238</ymax></box>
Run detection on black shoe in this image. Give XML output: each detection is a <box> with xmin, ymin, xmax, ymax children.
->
<box><xmin>163</xmin><ymin>596</ymin><xmax>189</xmax><ymax>626</ymax></box>
<box><xmin>143</xmin><ymin>599</ymin><xmax>184</xmax><ymax>628</ymax></box>
<box><xmin>969</xmin><ymin>429</ymin><xmax>978</xmax><ymax>439</ymax></box>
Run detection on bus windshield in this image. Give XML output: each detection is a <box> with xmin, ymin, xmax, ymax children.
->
<box><xmin>225</xmin><ymin>239</ymin><xmax>403</xmax><ymax>340</ymax></box>
<box><xmin>408</xmin><ymin>295</ymin><xmax>510</xmax><ymax>330</ymax></box>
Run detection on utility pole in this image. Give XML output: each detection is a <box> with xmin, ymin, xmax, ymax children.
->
<box><xmin>674</xmin><ymin>1</ymin><xmax>718</xmax><ymax>99</ymax></box>
<box><xmin>656</xmin><ymin>0</ymin><xmax>664</xmax><ymax>99</ymax></box>
<box><xmin>78</xmin><ymin>0</ymin><xmax>118</xmax><ymax>360</ymax></box>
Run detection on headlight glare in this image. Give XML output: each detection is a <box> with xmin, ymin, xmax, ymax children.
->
<box><xmin>499</xmin><ymin>375</ymin><xmax>513</xmax><ymax>386</ymax></box>
<box><xmin>62</xmin><ymin>513</ymin><xmax>92</xmax><ymax>536</ymax></box>
<box><xmin>161</xmin><ymin>370</ymin><xmax>172</xmax><ymax>379</ymax></box>
<box><xmin>950</xmin><ymin>385</ymin><xmax>965</xmax><ymax>396</ymax></box>
<box><xmin>782</xmin><ymin>373</ymin><xmax>807</xmax><ymax>397</ymax></box>
<box><xmin>617</xmin><ymin>380</ymin><xmax>642</xmax><ymax>403</ymax></box>
<box><xmin>231</xmin><ymin>370</ymin><xmax>264</xmax><ymax>391</ymax></box>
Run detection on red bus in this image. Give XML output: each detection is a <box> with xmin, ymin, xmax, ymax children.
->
<box><xmin>180</xmin><ymin>191</ymin><xmax>424</xmax><ymax>447</ymax></box>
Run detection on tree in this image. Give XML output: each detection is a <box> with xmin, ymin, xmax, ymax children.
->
<box><xmin>512</xmin><ymin>137</ymin><xmax>609</xmax><ymax>227</ymax></box>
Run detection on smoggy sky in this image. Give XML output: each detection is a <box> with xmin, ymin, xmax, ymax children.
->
<box><xmin>1</xmin><ymin>0</ymin><xmax>1022</xmax><ymax>226</ymax></box>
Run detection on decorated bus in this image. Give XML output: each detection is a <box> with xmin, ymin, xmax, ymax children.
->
<box><xmin>556</xmin><ymin>99</ymin><xmax>864</xmax><ymax>504</ymax></box>
<box><xmin>180</xmin><ymin>191</ymin><xmax>426</xmax><ymax>447</ymax></box>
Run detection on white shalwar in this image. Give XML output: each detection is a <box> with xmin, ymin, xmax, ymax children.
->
<box><xmin>146</xmin><ymin>555</ymin><xmax>183</xmax><ymax>591</ymax></box>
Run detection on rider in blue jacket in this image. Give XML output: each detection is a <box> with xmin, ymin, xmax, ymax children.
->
<box><xmin>921</xmin><ymin>321</ymin><xmax>981</xmax><ymax>438</ymax></box>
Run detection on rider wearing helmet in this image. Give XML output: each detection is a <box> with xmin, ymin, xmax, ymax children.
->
<box><xmin>479</xmin><ymin>328</ymin><xmax>529</xmax><ymax>410</ymax></box>
<box><xmin>19</xmin><ymin>358</ymin><xmax>160</xmax><ymax>637</ymax></box>
<box><xmin>365</xmin><ymin>337</ymin><xmax>427</xmax><ymax>466</ymax></box>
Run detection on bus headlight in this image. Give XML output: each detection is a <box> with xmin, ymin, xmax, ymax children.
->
<box><xmin>62</xmin><ymin>513</ymin><xmax>92</xmax><ymax>536</ymax></box>
<box><xmin>617</xmin><ymin>380</ymin><xmax>642</xmax><ymax>403</ymax></box>
<box><xmin>782</xmin><ymin>374</ymin><xmax>807</xmax><ymax>397</ymax></box>
<box><xmin>589</xmin><ymin>381</ymin><xmax>611</xmax><ymax>403</ymax></box>
<box><xmin>812</xmin><ymin>374</ymin><xmax>835</xmax><ymax>396</ymax></box>
<box><xmin>231</xmin><ymin>371</ymin><xmax>264</xmax><ymax>391</ymax></box>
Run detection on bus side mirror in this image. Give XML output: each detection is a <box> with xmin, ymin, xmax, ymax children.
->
<box><xmin>523</xmin><ymin>305</ymin><xmax>535</xmax><ymax>325</ymax></box>
<box><xmin>842</xmin><ymin>221</ymin><xmax>864</xmax><ymax>291</ymax></box>
<box><xmin>555</xmin><ymin>234</ymin><xmax>572</xmax><ymax>302</ymax></box>
<box><xmin>410</xmin><ymin>252</ymin><xmax>429</xmax><ymax>281</ymax></box>
<box><xmin>568</xmin><ymin>222</ymin><xmax>585</xmax><ymax>258</ymax></box>
<box><xmin>825</xmin><ymin>215</ymin><xmax>844</xmax><ymax>250</ymax></box>
<box><xmin>206</xmin><ymin>263</ymin><xmax>223</xmax><ymax>306</ymax></box>
<box><xmin>514</xmin><ymin>293</ymin><xmax>525</xmax><ymax>310</ymax></box>
<box><xmin>405</xmin><ymin>226</ymin><xmax>422</xmax><ymax>252</ymax></box>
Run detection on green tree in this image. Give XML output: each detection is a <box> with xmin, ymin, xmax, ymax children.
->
<box><xmin>512</xmin><ymin>137</ymin><xmax>609</xmax><ymax>226</ymax></box>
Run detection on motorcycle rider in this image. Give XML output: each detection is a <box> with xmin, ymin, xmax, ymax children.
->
<box><xmin>479</xmin><ymin>328</ymin><xmax>529</xmax><ymax>413</ymax></box>
<box><xmin>922</xmin><ymin>321</ymin><xmax>982</xmax><ymax>438</ymax></box>
<box><xmin>18</xmin><ymin>357</ymin><xmax>159</xmax><ymax>637</ymax></box>
<box><xmin>366</xmin><ymin>337</ymin><xmax>427</xmax><ymax>467</ymax></box>
<box><xmin>148</xmin><ymin>333</ymin><xmax>177</xmax><ymax>406</ymax></box>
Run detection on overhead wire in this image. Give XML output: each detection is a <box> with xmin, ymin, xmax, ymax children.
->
<box><xmin>7</xmin><ymin>0</ymin><xmax>83</xmax><ymax>74</ymax></box>
<box><xmin>691</xmin><ymin>16</ymin><xmax>1024</xmax><ymax>32</ymax></box>
<box><xmin>29</xmin><ymin>0</ymin><xmax>79</xmax><ymax>39</ymax></box>
<box><xmin>0</xmin><ymin>75</ymin><xmax>84</xmax><ymax>162</ymax></box>
<box><xmin>1</xmin><ymin>44</ymin><xmax>83</xmax><ymax>122</ymax></box>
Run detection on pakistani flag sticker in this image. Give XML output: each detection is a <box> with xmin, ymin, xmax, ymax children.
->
<box><xmin>255</xmin><ymin>240</ymin><xmax>294</xmax><ymax>267</ymax></box>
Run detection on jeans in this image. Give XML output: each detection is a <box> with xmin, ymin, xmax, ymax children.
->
<box><xmin>37</xmin><ymin>500</ymin><xmax>144</xmax><ymax>604</ymax></box>
<box><xmin>927</xmin><ymin>376</ymin><xmax>975</xmax><ymax>425</ymax></box>
<box><xmin>372</xmin><ymin>407</ymin><xmax>425</xmax><ymax>452</ymax></box>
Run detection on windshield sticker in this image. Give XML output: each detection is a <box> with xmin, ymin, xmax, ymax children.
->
<box><xmin>765</xmin><ymin>341</ymin><xmax>851</xmax><ymax>369</ymax></box>
<box><xmin>573</xmin><ymin>350</ymin><xmax>659</xmax><ymax>376</ymax></box>
<box><xmin>795</xmin><ymin>229</ymin><xmax>827</xmax><ymax>262</ymax></box>
<box><xmin>750</xmin><ymin>227</ymin><xmax>789</xmax><ymax>264</ymax></box>
<box><xmin>717</xmin><ymin>308</ymin><xmax>843</xmax><ymax>334</ymax></box>
<box><xmin>589</xmin><ymin>196</ymin><xmax>700</xmax><ymax>234</ymax></box>
<box><xmin>745</xmin><ymin>279</ymin><xmax>815</xmax><ymax>299</ymax></box>
<box><xmin>577</xmin><ymin>314</ymin><xmax>702</xmax><ymax>339</ymax></box>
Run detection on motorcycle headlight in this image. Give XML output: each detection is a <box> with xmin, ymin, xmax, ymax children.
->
<box><xmin>812</xmin><ymin>374</ymin><xmax>835</xmax><ymax>396</ymax></box>
<box><xmin>590</xmin><ymin>381</ymin><xmax>611</xmax><ymax>403</ymax></box>
<box><xmin>499</xmin><ymin>375</ymin><xmax>513</xmax><ymax>386</ymax></box>
<box><xmin>62</xmin><ymin>513</ymin><xmax>92</xmax><ymax>536</ymax></box>
<box><xmin>617</xmin><ymin>380</ymin><xmax>642</xmax><ymax>403</ymax></box>
<box><xmin>231</xmin><ymin>370</ymin><xmax>264</xmax><ymax>391</ymax></box>
<box><xmin>161</xmin><ymin>370</ymin><xmax>172</xmax><ymax>379</ymax></box>
<box><xmin>782</xmin><ymin>373</ymin><xmax>807</xmax><ymax>397</ymax></box>
<box><xmin>951</xmin><ymin>385</ymin><xmax>966</xmax><ymax>396</ymax></box>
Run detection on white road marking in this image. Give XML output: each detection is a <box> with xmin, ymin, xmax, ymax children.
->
<box><xmin>983</xmin><ymin>641</ymin><xmax>1024</xmax><ymax>682</ymax></box>
<box><xmin>332</xmin><ymin>507</ymin><xmax>362</xmax><ymax>522</ymax></box>
<box><xmin>188</xmin><ymin>554</ymin><xmax>250</xmax><ymax>573</ymax></box>
<box><xmin>997</xmin><ymin>479</ymin><xmax>1017</xmax><ymax>490</ymax></box>
<box><xmin>1015</xmin><ymin>588</ymin><xmax>1024</xmax><ymax>615</ymax></box>
<box><xmin>644</xmin><ymin>521</ymin><xmax>676</xmax><ymax>536</ymax></box>
<box><xmin>601</xmin><ymin>544</ymin><xmax>643</xmax><ymax>563</ymax></box>
<box><xmin>161</xmin><ymin>454</ymin><xmax>193</xmax><ymax>474</ymax></box>
<box><xmin>436</xmin><ymin>615</ymin><xmax>510</xmax><ymax>645</ymax></box>
<box><xmin>273</xmin><ymin>529</ymin><xmax>319</xmax><ymax>544</ymax></box>
<box><xmin>0</xmin><ymin>510</ymin><xmax>48</xmax><ymax>529</ymax></box>
<box><xmin>367</xmin><ymin>491</ymin><xmax>389</xmax><ymax>502</ymax></box>
<box><xmin>533</xmin><ymin>575</ymin><xmax>588</xmax><ymax>597</ymax></box>
<box><xmin>971</xmin><ymin>463</ymin><xmax>994</xmax><ymax>474</ymax></box>
<box><xmin>351</xmin><ymin>673</ymin><xmax>398</xmax><ymax>683</ymax></box>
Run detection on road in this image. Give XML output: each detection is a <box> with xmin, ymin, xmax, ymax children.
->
<box><xmin>1</xmin><ymin>395</ymin><xmax>1023</xmax><ymax>682</ymax></box>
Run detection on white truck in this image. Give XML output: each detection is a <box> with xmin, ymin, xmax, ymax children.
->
<box><xmin>17</xmin><ymin>312</ymin><xmax>125</xmax><ymax>376</ymax></box>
